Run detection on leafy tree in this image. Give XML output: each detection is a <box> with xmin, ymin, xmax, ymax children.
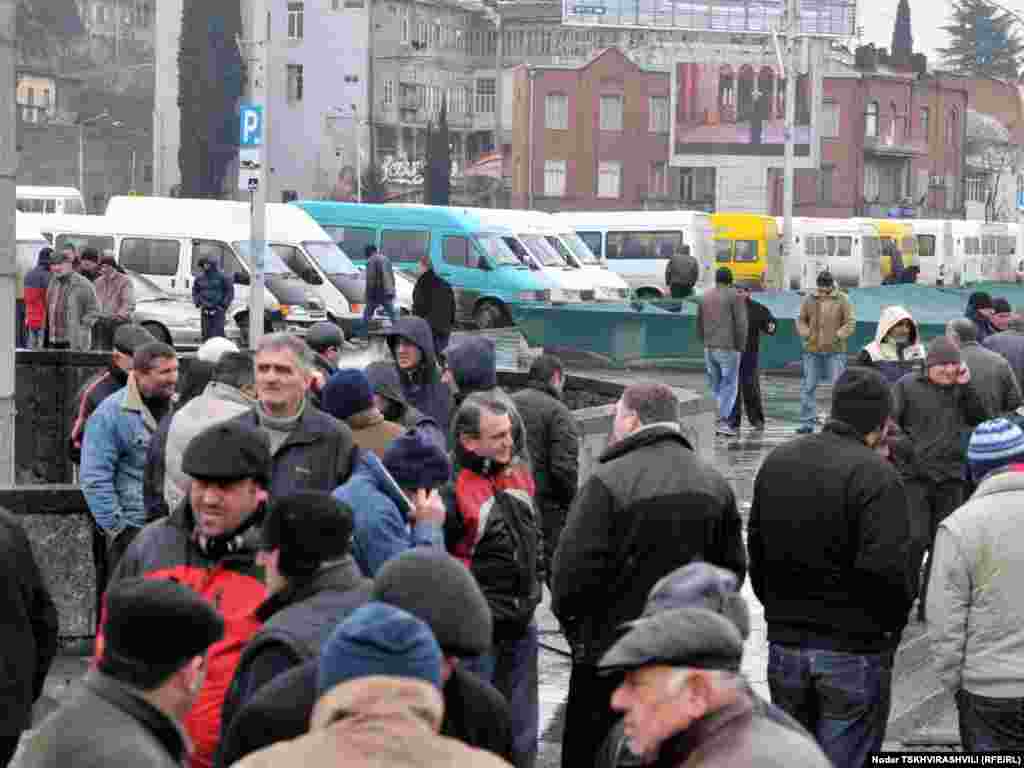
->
<box><xmin>361</xmin><ymin>163</ymin><xmax>389</xmax><ymax>203</ymax></box>
<box><xmin>939</xmin><ymin>0</ymin><xmax>1024</xmax><ymax>80</ymax></box>
<box><xmin>423</xmin><ymin>97</ymin><xmax>451</xmax><ymax>205</ymax></box>
<box><xmin>890</xmin><ymin>0</ymin><xmax>913</xmax><ymax>64</ymax></box>
<box><xmin>178</xmin><ymin>0</ymin><xmax>244</xmax><ymax>197</ymax></box>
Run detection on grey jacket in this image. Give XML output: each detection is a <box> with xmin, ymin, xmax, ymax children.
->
<box><xmin>929</xmin><ymin>468</ymin><xmax>1024</xmax><ymax>698</ymax></box>
<box><xmin>696</xmin><ymin>285</ymin><xmax>747</xmax><ymax>352</ymax></box>
<box><xmin>45</xmin><ymin>271</ymin><xmax>98</xmax><ymax>350</ymax></box>
<box><xmin>20</xmin><ymin>671</ymin><xmax>188</xmax><ymax>768</ymax></box>
<box><xmin>959</xmin><ymin>341</ymin><xmax>1022</xmax><ymax>419</ymax></box>
<box><xmin>983</xmin><ymin>326</ymin><xmax>1024</xmax><ymax>392</ymax></box>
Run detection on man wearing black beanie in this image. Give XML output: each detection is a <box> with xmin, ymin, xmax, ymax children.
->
<box><xmin>748</xmin><ymin>367</ymin><xmax>921</xmax><ymax>768</ymax></box>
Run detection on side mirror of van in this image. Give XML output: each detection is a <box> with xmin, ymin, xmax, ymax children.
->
<box><xmin>234</xmin><ymin>271</ymin><xmax>251</xmax><ymax>286</ymax></box>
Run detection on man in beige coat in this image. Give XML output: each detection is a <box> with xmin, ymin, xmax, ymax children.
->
<box><xmin>796</xmin><ymin>270</ymin><xmax>855</xmax><ymax>434</ymax></box>
<box><xmin>235</xmin><ymin>601</ymin><xmax>510</xmax><ymax>768</ymax></box>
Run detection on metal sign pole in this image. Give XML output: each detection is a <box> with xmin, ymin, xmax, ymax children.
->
<box><xmin>782</xmin><ymin>0</ymin><xmax>799</xmax><ymax>291</ymax></box>
<box><xmin>0</xmin><ymin>0</ymin><xmax>16</xmax><ymax>484</ymax></box>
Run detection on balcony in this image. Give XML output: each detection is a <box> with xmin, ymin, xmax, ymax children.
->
<box><xmin>399</xmin><ymin>89</ymin><xmax>422</xmax><ymax>114</ymax></box>
<box><xmin>863</xmin><ymin>134</ymin><xmax>927</xmax><ymax>158</ymax></box>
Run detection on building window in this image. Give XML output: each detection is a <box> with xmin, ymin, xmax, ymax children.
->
<box><xmin>287</xmin><ymin>2</ymin><xmax>304</xmax><ymax>39</ymax></box>
<box><xmin>600</xmin><ymin>95</ymin><xmax>623</xmax><ymax>131</ymax></box>
<box><xmin>949</xmin><ymin>108</ymin><xmax>959</xmax><ymax>147</ymax></box>
<box><xmin>25</xmin><ymin>87</ymin><xmax>34</xmax><ymax>106</ymax></box>
<box><xmin>143</xmin><ymin>164</ymin><xmax>153</xmax><ymax>183</ymax></box>
<box><xmin>818</xmin><ymin>165</ymin><xmax>834</xmax><ymax>203</ymax></box>
<box><xmin>544</xmin><ymin>160</ymin><xmax>566</xmax><ymax>197</ymax></box>
<box><xmin>95</xmin><ymin>4</ymin><xmax>105</xmax><ymax>24</ymax></box>
<box><xmin>649</xmin><ymin>161</ymin><xmax>668</xmax><ymax>197</ymax></box>
<box><xmin>681</xmin><ymin>167</ymin><xmax>715</xmax><ymax>205</ymax></box>
<box><xmin>920</xmin><ymin>107</ymin><xmax>929</xmax><ymax>141</ymax></box>
<box><xmin>42</xmin><ymin>88</ymin><xmax>50</xmax><ymax>108</ymax></box>
<box><xmin>821</xmin><ymin>101</ymin><xmax>839</xmax><ymax>139</ymax></box>
<box><xmin>890</xmin><ymin>102</ymin><xmax>900</xmax><ymax>143</ymax></box>
<box><xmin>865</xmin><ymin>100</ymin><xmax>878</xmax><ymax>138</ymax></box>
<box><xmin>401</xmin><ymin>5</ymin><xmax>409</xmax><ymax>43</ymax></box>
<box><xmin>648</xmin><ymin>96</ymin><xmax>669</xmax><ymax>133</ymax></box>
<box><xmin>966</xmin><ymin>176</ymin><xmax>987</xmax><ymax>204</ymax></box>
<box><xmin>476</xmin><ymin>78</ymin><xmax>495</xmax><ymax>114</ymax></box>
<box><xmin>383</xmin><ymin>78</ymin><xmax>395</xmax><ymax>105</ymax></box>
<box><xmin>598</xmin><ymin>161</ymin><xmax>621</xmax><ymax>198</ymax></box>
<box><xmin>417</xmin><ymin>20</ymin><xmax>427</xmax><ymax>45</ymax></box>
<box><xmin>287</xmin><ymin>64</ymin><xmax>304</xmax><ymax>102</ymax></box>
<box><xmin>545</xmin><ymin>93</ymin><xmax>568</xmax><ymax>130</ymax></box>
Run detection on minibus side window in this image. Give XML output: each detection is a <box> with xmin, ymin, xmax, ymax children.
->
<box><xmin>578</xmin><ymin>231</ymin><xmax>603</xmax><ymax>257</ymax></box>
<box><xmin>121</xmin><ymin>238</ymin><xmax>180</xmax><ymax>275</ymax></box>
<box><xmin>444</xmin><ymin>236</ymin><xmax>471</xmax><ymax>267</ymax></box>
<box><xmin>381</xmin><ymin>230</ymin><xmax>430</xmax><ymax>264</ymax></box>
<box><xmin>734</xmin><ymin>240</ymin><xmax>758</xmax><ymax>262</ymax></box>
<box><xmin>836</xmin><ymin>237</ymin><xmax>853</xmax><ymax>257</ymax></box>
<box><xmin>917</xmin><ymin>235</ymin><xmax>936</xmax><ymax>258</ymax></box>
<box><xmin>715</xmin><ymin>240</ymin><xmax>733</xmax><ymax>263</ymax></box>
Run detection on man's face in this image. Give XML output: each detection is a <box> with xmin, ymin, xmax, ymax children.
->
<box><xmin>462</xmin><ymin>409</ymin><xmax>514</xmax><ymax>464</ymax></box>
<box><xmin>928</xmin><ymin>362</ymin><xmax>959</xmax><ymax>387</ymax></box>
<box><xmin>979</xmin><ymin>307</ymin><xmax>996</xmax><ymax>319</ymax></box>
<box><xmin>396</xmin><ymin>339</ymin><xmax>422</xmax><ymax>371</ymax></box>
<box><xmin>611</xmin><ymin>666</ymin><xmax>696</xmax><ymax>758</ymax></box>
<box><xmin>190</xmin><ymin>477</ymin><xmax>268</xmax><ymax>538</ymax></box>
<box><xmin>111</xmin><ymin>349</ymin><xmax>133</xmax><ymax>372</ymax></box>
<box><xmin>255</xmin><ymin>347</ymin><xmax>311</xmax><ymax>417</ymax></box>
<box><xmin>993</xmin><ymin>311</ymin><xmax>1013</xmax><ymax>331</ymax></box>
<box><xmin>735</xmin><ymin>287</ymin><xmax>750</xmax><ymax>302</ymax></box>
<box><xmin>99</xmin><ymin>261</ymin><xmax>115</xmax><ymax>278</ymax></box>
<box><xmin>51</xmin><ymin>255</ymin><xmax>74</xmax><ymax>275</ymax></box>
<box><xmin>80</xmin><ymin>258</ymin><xmax>98</xmax><ymax>275</ymax></box>
<box><xmin>135</xmin><ymin>356</ymin><xmax>179</xmax><ymax>400</ymax></box>
<box><xmin>612</xmin><ymin>398</ymin><xmax>641</xmax><ymax>444</ymax></box>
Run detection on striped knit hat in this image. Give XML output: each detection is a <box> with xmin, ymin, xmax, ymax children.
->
<box><xmin>968</xmin><ymin>418</ymin><xmax>1024</xmax><ymax>482</ymax></box>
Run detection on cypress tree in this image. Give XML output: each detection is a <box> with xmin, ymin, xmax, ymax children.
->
<box><xmin>424</xmin><ymin>97</ymin><xmax>451</xmax><ymax>205</ymax></box>
<box><xmin>939</xmin><ymin>0</ymin><xmax>1023</xmax><ymax>80</ymax></box>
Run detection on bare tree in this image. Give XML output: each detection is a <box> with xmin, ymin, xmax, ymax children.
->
<box><xmin>966</xmin><ymin>108</ymin><xmax>1022</xmax><ymax>222</ymax></box>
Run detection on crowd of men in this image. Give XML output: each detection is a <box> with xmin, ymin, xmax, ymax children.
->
<box><xmin>7</xmin><ymin>270</ymin><xmax>1024</xmax><ymax>768</ymax></box>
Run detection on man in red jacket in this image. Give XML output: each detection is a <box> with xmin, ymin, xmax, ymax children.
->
<box><xmin>23</xmin><ymin>247</ymin><xmax>52</xmax><ymax>349</ymax></box>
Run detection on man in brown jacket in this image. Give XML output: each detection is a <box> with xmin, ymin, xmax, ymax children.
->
<box><xmin>696</xmin><ymin>267</ymin><xmax>748</xmax><ymax>437</ymax></box>
<box><xmin>234</xmin><ymin>601</ymin><xmax>510</xmax><ymax>768</ymax></box>
<box><xmin>321</xmin><ymin>368</ymin><xmax>404</xmax><ymax>458</ymax></box>
<box><xmin>93</xmin><ymin>254</ymin><xmax>136</xmax><ymax>350</ymax></box>
<box><xmin>796</xmin><ymin>270</ymin><xmax>856</xmax><ymax>434</ymax></box>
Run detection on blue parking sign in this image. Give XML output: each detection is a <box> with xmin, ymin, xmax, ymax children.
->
<box><xmin>239</xmin><ymin>105</ymin><xmax>263</xmax><ymax>147</ymax></box>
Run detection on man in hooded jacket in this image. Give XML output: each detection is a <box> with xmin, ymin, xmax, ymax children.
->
<box><xmin>193</xmin><ymin>256</ymin><xmax>234</xmax><ymax>341</ymax></box>
<box><xmin>384</xmin><ymin>316</ymin><xmax>453</xmax><ymax>430</ymax></box>
<box><xmin>857</xmin><ymin>306</ymin><xmax>927</xmax><ymax>384</ymax></box>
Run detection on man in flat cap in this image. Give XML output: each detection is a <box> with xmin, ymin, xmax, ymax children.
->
<box><xmin>217</xmin><ymin>492</ymin><xmax>371</xmax><ymax>746</ymax></box>
<box><xmin>107</xmin><ymin>420</ymin><xmax>272</xmax><ymax>768</ymax></box>
<box><xmin>598</xmin><ymin>599</ymin><xmax>831</xmax><ymax>768</ymax></box>
<box><xmin>23</xmin><ymin>578</ymin><xmax>224</xmax><ymax>768</ymax></box>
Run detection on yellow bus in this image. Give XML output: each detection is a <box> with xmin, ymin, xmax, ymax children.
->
<box><xmin>710</xmin><ymin>213</ymin><xmax>781</xmax><ymax>289</ymax></box>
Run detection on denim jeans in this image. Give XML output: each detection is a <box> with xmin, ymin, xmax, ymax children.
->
<box><xmin>768</xmin><ymin>644</ymin><xmax>893</xmax><ymax>768</ymax></box>
<box><xmin>800</xmin><ymin>352</ymin><xmax>847</xmax><ymax>428</ymax></box>
<box><xmin>26</xmin><ymin>327</ymin><xmax>45</xmax><ymax>350</ymax></box>
<box><xmin>362</xmin><ymin>299</ymin><xmax>397</xmax><ymax>338</ymax></box>
<box><xmin>462</xmin><ymin>622</ymin><xmax>539</xmax><ymax>768</ymax></box>
<box><xmin>957</xmin><ymin>689</ymin><xmax>1024</xmax><ymax>751</ymax></box>
<box><xmin>704</xmin><ymin>348</ymin><xmax>741</xmax><ymax>423</ymax></box>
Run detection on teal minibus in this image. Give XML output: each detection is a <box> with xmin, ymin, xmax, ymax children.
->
<box><xmin>294</xmin><ymin>201</ymin><xmax>555</xmax><ymax>328</ymax></box>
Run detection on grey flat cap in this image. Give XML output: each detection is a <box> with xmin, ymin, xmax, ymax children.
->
<box><xmin>640</xmin><ymin>563</ymin><xmax>750</xmax><ymax>640</ymax></box>
<box><xmin>598</xmin><ymin>607</ymin><xmax>744</xmax><ymax>675</ymax></box>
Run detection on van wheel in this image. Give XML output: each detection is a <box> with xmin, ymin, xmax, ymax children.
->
<box><xmin>141</xmin><ymin>322</ymin><xmax>173</xmax><ymax>346</ymax></box>
<box><xmin>634</xmin><ymin>288</ymin><xmax>663</xmax><ymax>300</ymax></box>
<box><xmin>473</xmin><ymin>301</ymin><xmax>507</xmax><ymax>330</ymax></box>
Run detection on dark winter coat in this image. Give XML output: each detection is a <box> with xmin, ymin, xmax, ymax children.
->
<box><xmin>107</xmin><ymin>500</ymin><xmax>267</xmax><ymax>768</ymax></box>
<box><xmin>412</xmin><ymin>267</ymin><xmax>456</xmax><ymax>335</ymax></box>
<box><xmin>364</xmin><ymin>361</ymin><xmax>447</xmax><ymax>448</ymax></box>
<box><xmin>19</xmin><ymin>672</ymin><xmax>189</xmax><ymax>768</ymax></box>
<box><xmin>193</xmin><ymin>261</ymin><xmax>234</xmax><ymax>311</ymax></box>
<box><xmin>365</xmin><ymin>250</ymin><xmax>396</xmax><ymax>304</ymax></box>
<box><xmin>230</xmin><ymin>406</ymin><xmax>356</xmax><ymax>498</ymax></box>
<box><xmin>966</xmin><ymin>302</ymin><xmax>997</xmax><ymax>345</ymax></box>
<box><xmin>748</xmin><ymin>420</ymin><xmax>920</xmax><ymax>654</ymax></box>
<box><xmin>217</xmin><ymin>560</ymin><xmax>371</xmax><ymax>760</ymax></box>
<box><xmin>69</xmin><ymin>364</ymin><xmax>130</xmax><ymax>464</ymax></box>
<box><xmin>551</xmin><ymin>424</ymin><xmax>746</xmax><ymax>663</ymax></box>
<box><xmin>217</xmin><ymin>655</ymin><xmax>515</xmax><ymax>768</ymax></box>
<box><xmin>511</xmin><ymin>381</ymin><xmax>579</xmax><ymax>515</ymax></box>
<box><xmin>984</xmin><ymin>327</ymin><xmax>1024</xmax><ymax>395</ymax></box>
<box><xmin>0</xmin><ymin>509</ymin><xmax>59</xmax><ymax>743</ymax></box>
<box><xmin>957</xmin><ymin>341</ymin><xmax>1022</xmax><ymax>419</ymax></box>
<box><xmin>742</xmin><ymin>298</ymin><xmax>776</xmax><ymax>358</ymax></box>
<box><xmin>385</xmin><ymin>316</ymin><xmax>454</xmax><ymax>430</ymax></box>
<box><xmin>891</xmin><ymin>372</ymin><xmax>990</xmax><ymax>483</ymax></box>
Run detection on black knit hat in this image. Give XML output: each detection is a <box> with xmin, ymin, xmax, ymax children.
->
<box><xmin>100</xmin><ymin>577</ymin><xmax>224</xmax><ymax>683</ymax></box>
<box><xmin>993</xmin><ymin>297</ymin><xmax>1013</xmax><ymax>315</ymax></box>
<box><xmin>817</xmin><ymin>270</ymin><xmax>835</xmax><ymax>288</ymax></box>
<box><xmin>382</xmin><ymin>428</ymin><xmax>451</xmax><ymax>490</ymax></box>
<box><xmin>715</xmin><ymin>267</ymin><xmax>733</xmax><ymax>285</ymax></box>
<box><xmin>830</xmin><ymin>366</ymin><xmax>891</xmax><ymax>437</ymax></box>
<box><xmin>259</xmin><ymin>492</ymin><xmax>354</xmax><ymax>577</ymax></box>
<box><xmin>181</xmin><ymin>420</ymin><xmax>272</xmax><ymax>487</ymax></box>
<box><xmin>372</xmin><ymin>548</ymin><xmax>492</xmax><ymax>656</ymax></box>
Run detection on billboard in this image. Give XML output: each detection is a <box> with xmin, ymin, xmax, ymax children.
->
<box><xmin>670</xmin><ymin>59</ymin><xmax>812</xmax><ymax>158</ymax></box>
<box><xmin>563</xmin><ymin>0</ymin><xmax>857</xmax><ymax>38</ymax></box>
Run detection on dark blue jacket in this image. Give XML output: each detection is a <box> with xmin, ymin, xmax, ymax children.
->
<box><xmin>365</xmin><ymin>251</ymin><xmax>396</xmax><ymax>304</ymax></box>
<box><xmin>385</xmin><ymin>317</ymin><xmax>453</xmax><ymax>430</ymax></box>
<box><xmin>24</xmin><ymin>262</ymin><xmax>51</xmax><ymax>292</ymax></box>
<box><xmin>193</xmin><ymin>261</ymin><xmax>234</xmax><ymax>311</ymax></box>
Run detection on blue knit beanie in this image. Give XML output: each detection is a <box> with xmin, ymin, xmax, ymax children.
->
<box><xmin>383</xmin><ymin>427</ymin><xmax>451</xmax><ymax>490</ymax></box>
<box><xmin>317</xmin><ymin>601</ymin><xmax>442</xmax><ymax>695</ymax></box>
<box><xmin>445</xmin><ymin>337</ymin><xmax>498</xmax><ymax>392</ymax></box>
<box><xmin>968</xmin><ymin>418</ymin><xmax>1024</xmax><ymax>482</ymax></box>
<box><xmin>322</xmin><ymin>369</ymin><xmax>375</xmax><ymax>422</ymax></box>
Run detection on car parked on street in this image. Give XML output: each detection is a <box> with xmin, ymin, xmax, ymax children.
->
<box><xmin>128</xmin><ymin>271</ymin><xmax>245</xmax><ymax>349</ymax></box>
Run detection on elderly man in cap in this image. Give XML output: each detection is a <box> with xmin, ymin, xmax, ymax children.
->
<box><xmin>23</xmin><ymin>578</ymin><xmax>224</xmax><ymax>768</ymax></box>
<box><xmin>217</xmin><ymin>548</ymin><xmax>513</xmax><ymax>767</ymax></box>
<box><xmin>218</xmin><ymin>492</ymin><xmax>371</xmax><ymax>743</ymax></box>
<box><xmin>108</xmin><ymin>420</ymin><xmax>273</xmax><ymax>768</ymax></box>
<box><xmin>234</xmin><ymin>602</ymin><xmax>509</xmax><ymax>768</ymax></box>
<box><xmin>597</xmin><ymin>592</ymin><xmax>831</xmax><ymax>768</ymax></box>
<box><xmin>596</xmin><ymin>562</ymin><xmax>822</xmax><ymax>768</ymax></box>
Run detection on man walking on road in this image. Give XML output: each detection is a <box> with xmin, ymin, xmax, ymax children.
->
<box><xmin>193</xmin><ymin>255</ymin><xmax>234</xmax><ymax>341</ymax></box>
<box><xmin>748</xmin><ymin>367</ymin><xmax>920</xmax><ymax>768</ymax></box>
<box><xmin>413</xmin><ymin>252</ymin><xmax>456</xmax><ymax>355</ymax></box>
<box><xmin>796</xmin><ymin>270</ymin><xmax>855</xmax><ymax>434</ymax></box>
<box><xmin>553</xmin><ymin>381</ymin><xmax>746</xmax><ymax>768</ymax></box>
<box><xmin>728</xmin><ymin>285</ymin><xmax>776</xmax><ymax>432</ymax></box>
<box><xmin>362</xmin><ymin>244</ymin><xmax>397</xmax><ymax>340</ymax></box>
<box><xmin>696</xmin><ymin>267</ymin><xmax>747</xmax><ymax>437</ymax></box>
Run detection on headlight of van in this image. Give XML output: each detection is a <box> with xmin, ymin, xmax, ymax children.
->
<box><xmin>517</xmin><ymin>291</ymin><xmax>548</xmax><ymax>302</ymax></box>
<box><xmin>548</xmin><ymin>288</ymin><xmax>567</xmax><ymax>303</ymax></box>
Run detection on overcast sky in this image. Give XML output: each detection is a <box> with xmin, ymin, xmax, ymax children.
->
<box><xmin>859</xmin><ymin>0</ymin><xmax>1024</xmax><ymax>65</ymax></box>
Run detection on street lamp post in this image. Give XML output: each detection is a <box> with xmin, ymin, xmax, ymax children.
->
<box><xmin>78</xmin><ymin>111</ymin><xmax>111</xmax><ymax>208</ymax></box>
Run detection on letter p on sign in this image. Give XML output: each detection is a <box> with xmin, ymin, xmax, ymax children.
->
<box><xmin>240</xmin><ymin>105</ymin><xmax>263</xmax><ymax>147</ymax></box>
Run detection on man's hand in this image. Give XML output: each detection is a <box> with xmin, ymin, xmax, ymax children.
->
<box><xmin>410</xmin><ymin>489</ymin><xmax>446</xmax><ymax>525</ymax></box>
<box><xmin>957</xmin><ymin>363</ymin><xmax>971</xmax><ymax>385</ymax></box>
